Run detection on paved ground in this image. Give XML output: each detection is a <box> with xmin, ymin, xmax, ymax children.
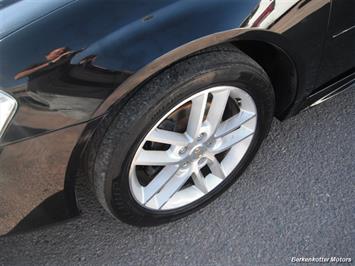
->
<box><xmin>0</xmin><ymin>87</ymin><xmax>354</xmax><ymax>266</ymax></box>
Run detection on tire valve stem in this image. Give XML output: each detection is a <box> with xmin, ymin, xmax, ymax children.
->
<box><xmin>236</xmin><ymin>98</ymin><xmax>242</xmax><ymax>106</ymax></box>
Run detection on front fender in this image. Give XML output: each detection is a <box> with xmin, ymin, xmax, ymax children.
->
<box><xmin>0</xmin><ymin>0</ymin><xmax>329</xmax><ymax>143</ymax></box>
<box><xmin>0</xmin><ymin>0</ymin><xmax>259</xmax><ymax>145</ymax></box>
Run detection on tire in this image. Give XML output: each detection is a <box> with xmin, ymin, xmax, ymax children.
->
<box><xmin>88</xmin><ymin>44</ymin><xmax>275</xmax><ymax>226</ymax></box>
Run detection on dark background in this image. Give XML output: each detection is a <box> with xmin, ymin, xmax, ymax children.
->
<box><xmin>0</xmin><ymin>86</ymin><xmax>353</xmax><ymax>266</ymax></box>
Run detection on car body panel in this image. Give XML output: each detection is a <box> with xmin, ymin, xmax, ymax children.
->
<box><xmin>1</xmin><ymin>0</ymin><xmax>354</xmax><ymax>236</ymax></box>
<box><xmin>0</xmin><ymin>0</ymin><xmax>332</xmax><ymax>146</ymax></box>
<box><xmin>0</xmin><ymin>0</ymin><xmax>75</xmax><ymax>39</ymax></box>
<box><xmin>314</xmin><ymin>0</ymin><xmax>355</xmax><ymax>88</ymax></box>
<box><xmin>0</xmin><ymin>123</ymin><xmax>85</xmax><ymax>235</ymax></box>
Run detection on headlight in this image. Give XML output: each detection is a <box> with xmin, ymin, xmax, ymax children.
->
<box><xmin>0</xmin><ymin>90</ymin><xmax>17</xmax><ymax>139</ymax></box>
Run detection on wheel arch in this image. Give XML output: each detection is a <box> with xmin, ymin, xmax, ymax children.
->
<box><xmin>93</xmin><ymin>29</ymin><xmax>300</xmax><ymax>121</ymax></box>
<box><xmin>233</xmin><ymin>40</ymin><xmax>298</xmax><ymax>119</ymax></box>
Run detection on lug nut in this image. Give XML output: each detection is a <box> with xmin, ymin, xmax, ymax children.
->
<box><xmin>179</xmin><ymin>147</ymin><xmax>187</xmax><ymax>154</ymax></box>
<box><xmin>197</xmin><ymin>132</ymin><xmax>206</xmax><ymax>141</ymax></box>
<box><xmin>182</xmin><ymin>162</ymin><xmax>190</xmax><ymax>168</ymax></box>
<box><xmin>207</xmin><ymin>139</ymin><xmax>215</xmax><ymax>147</ymax></box>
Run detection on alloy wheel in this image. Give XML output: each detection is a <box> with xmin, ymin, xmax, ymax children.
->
<box><xmin>129</xmin><ymin>86</ymin><xmax>257</xmax><ymax>210</ymax></box>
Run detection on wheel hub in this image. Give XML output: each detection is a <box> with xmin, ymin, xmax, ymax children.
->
<box><xmin>191</xmin><ymin>145</ymin><xmax>204</xmax><ymax>159</ymax></box>
<box><xmin>179</xmin><ymin>144</ymin><xmax>208</xmax><ymax>169</ymax></box>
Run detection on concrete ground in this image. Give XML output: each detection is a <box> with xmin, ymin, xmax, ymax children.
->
<box><xmin>0</xmin><ymin>87</ymin><xmax>354</xmax><ymax>266</ymax></box>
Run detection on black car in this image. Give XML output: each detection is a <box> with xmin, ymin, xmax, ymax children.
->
<box><xmin>0</xmin><ymin>0</ymin><xmax>354</xmax><ymax>236</ymax></box>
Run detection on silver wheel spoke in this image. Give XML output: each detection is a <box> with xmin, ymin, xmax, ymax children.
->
<box><xmin>146</xmin><ymin>128</ymin><xmax>190</xmax><ymax>146</ymax></box>
<box><xmin>186</xmin><ymin>93</ymin><xmax>208</xmax><ymax>139</ymax></box>
<box><xmin>205</xmin><ymin>153</ymin><xmax>225</xmax><ymax>179</ymax></box>
<box><xmin>206</xmin><ymin>89</ymin><xmax>230</xmax><ymax>136</ymax></box>
<box><xmin>146</xmin><ymin>168</ymin><xmax>192</xmax><ymax>209</ymax></box>
<box><xmin>213</xmin><ymin>127</ymin><xmax>254</xmax><ymax>154</ymax></box>
<box><xmin>142</xmin><ymin>164</ymin><xmax>179</xmax><ymax>204</ymax></box>
<box><xmin>135</xmin><ymin>150</ymin><xmax>180</xmax><ymax>166</ymax></box>
<box><xmin>215</xmin><ymin>110</ymin><xmax>255</xmax><ymax>138</ymax></box>
<box><xmin>192</xmin><ymin>168</ymin><xmax>209</xmax><ymax>194</ymax></box>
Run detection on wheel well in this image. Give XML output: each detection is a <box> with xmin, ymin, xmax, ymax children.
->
<box><xmin>63</xmin><ymin>39</ymin><xmax>299</xmax><ymax>213</ymax></box>
<box><xmin>232</xmin><ymin>40</ymin><xmax>298</xmax><ymax>119</ymax></box>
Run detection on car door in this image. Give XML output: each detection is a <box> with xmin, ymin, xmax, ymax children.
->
<box><xmin>314</xmin><ymin>0</ymin><xmax>355</xmax><ymax>90</ymax></box>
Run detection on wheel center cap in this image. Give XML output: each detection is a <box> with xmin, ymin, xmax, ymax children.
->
<box><xmin>191</xmin><ymin>147</ymin><xmax>204</xmax><ymax>160</ymax></box>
